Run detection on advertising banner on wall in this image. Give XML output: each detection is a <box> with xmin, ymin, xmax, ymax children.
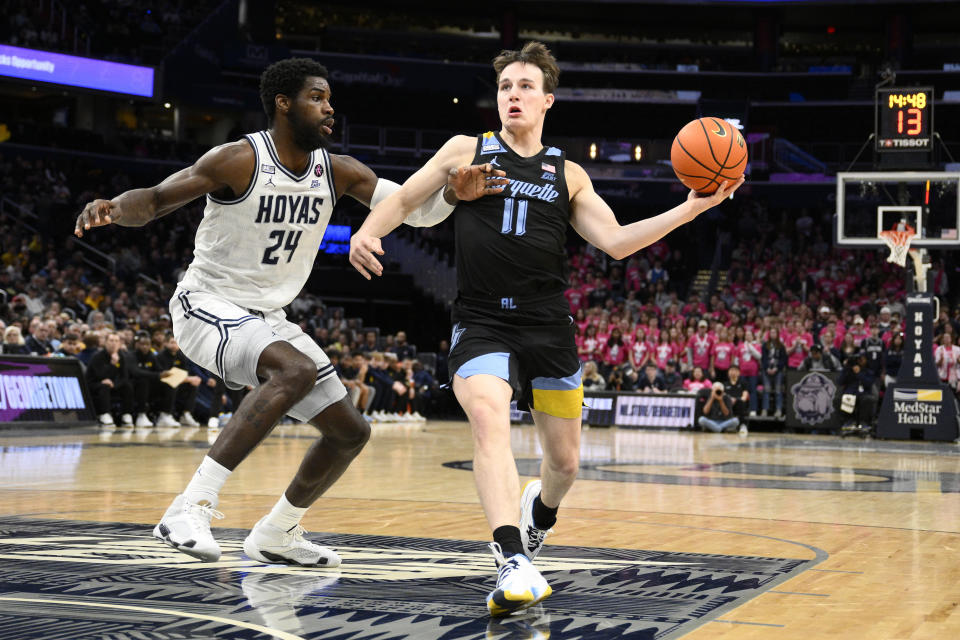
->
<box><xmin>0</xmin><ymin>356</ymin><xmax>96</xmax><ymax>427</ymax></box>
<box><xmin>511</xmin><ymin>391</ymin><xmax>696</xmax><ymax>429</ymax></box>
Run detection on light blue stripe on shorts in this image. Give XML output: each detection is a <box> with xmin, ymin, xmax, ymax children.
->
<box><xmin>532</xmin><ymin>367</ymin><xmax>582</xmax><ymax>391</ymax></box>
<box><xmin>455</xmin><ymin>352</ymin><xmax>510</xmax><ymax>382</ymax></box>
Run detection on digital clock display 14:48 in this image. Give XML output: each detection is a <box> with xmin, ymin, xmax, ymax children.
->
<box><xmin>876</xmin><ymin>87</ymin><xmax>933</xmax><ymax>152</ymax></box>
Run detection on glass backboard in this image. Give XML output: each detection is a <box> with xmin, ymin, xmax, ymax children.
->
<box><xmin>834</xmin><ymin>172</ymin><xmax>960</xmax><ymax>248</ymax></box>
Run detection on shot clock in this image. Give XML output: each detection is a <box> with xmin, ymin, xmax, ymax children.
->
<box><xmin>875</xmin><ymin>87</ymin><xmax>933</xmax><ymax>152</ymax></box>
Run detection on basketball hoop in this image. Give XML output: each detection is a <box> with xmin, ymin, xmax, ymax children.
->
<box><xmin>878</xmin><ymin>223</ymin><xmax>916</xmax><ymax>267</ymax></box>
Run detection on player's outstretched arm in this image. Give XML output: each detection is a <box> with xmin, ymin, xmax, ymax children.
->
<box><xmin>349</xmin><ymin>135</ymin><xmax>477</xmax><ymax>279</ymax></box>
<box><xmin>331</xmin><ymin>154</ymin><xmax>507</xmax><ymax>226</ymax></box>
<box><xmin>567</xmin><ymin>161</ymin><xmax>744</xmax><ymax>260</ymax></box>
<box><xmin>74</xmin><ymin>141</ymin><xmax>252</xmax><ymax>237</ymax></box>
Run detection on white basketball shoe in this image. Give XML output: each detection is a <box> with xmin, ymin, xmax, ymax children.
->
<box><xmin>519</xmin><ymin>480</ymin><xmax>553</xmax><ymax>561</ymax></box>
<box><xmin>152</xmin><ymin>494</ymin><xmax>224</xmax><ymax>562</ymax></box>
<box><xmin>486</xmin><ymin>543</ymin><xmax>552</xmax><ymax>617</ymax></box>
<box><xmin>243</xmin><ymin>516</ymin><xmax>341</xmax><ymax>567</ymax></box>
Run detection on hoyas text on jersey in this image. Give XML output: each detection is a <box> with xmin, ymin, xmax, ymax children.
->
<box><xmin>254</xmin><ymin>195</ymin><xmax>325</xmax><ymax>224</ymax></box>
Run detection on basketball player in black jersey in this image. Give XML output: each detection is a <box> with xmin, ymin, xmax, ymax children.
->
<box><xmin>350</xmin><ymin>42</ymin><xmax>743</xmax><ymax>616</ymax></box>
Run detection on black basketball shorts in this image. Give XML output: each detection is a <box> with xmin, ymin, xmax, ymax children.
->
<box><xmin>446</xmin><ymin>295</ymin><xmax>583</xmax><ymax>419</ymax></box>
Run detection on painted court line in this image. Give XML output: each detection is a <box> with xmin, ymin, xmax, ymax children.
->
<box><xmin>809</xmin><ymin>568</ymin><xmax>863</xmax><ymax>574</ymax></box>
<box><xmin>713</xmin><ymin>620</ymin><xmax>786</xmax><ymax>628</ymax></box>
<box><xmin>0</xmin><ymin>596</ymin><xmax>303</xmax><ymax>640</ymax></box>
<box><xmin>768</xmin><ymin>590</ymin><xmax>830</xmax><ymax>597</ymax></box>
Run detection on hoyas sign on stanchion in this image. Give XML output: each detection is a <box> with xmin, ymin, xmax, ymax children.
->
<box><xmin>878</xmin><ymin>293</ymin><xmax>959</xmax><ymax>441</ymax></box>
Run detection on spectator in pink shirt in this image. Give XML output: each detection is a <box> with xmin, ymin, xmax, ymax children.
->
<box><xmin>710</xmin><ymin>326</ymin><xmax>735</xmax><ymax>384</ymax></box>
<box><xmin>684</xmin><ymin>366</ymin><xmax>712</xmax><ymax>393</ymax></box>
<box><xmin>786</xmin><ymin>319</ymin><xmax>812</xmax><ymax>369</ymax></box>
<box><xmin>735</xmin><ymin>328</ymin><xmax>762</xmax><ymax>415</ymax></box>
<box><xmin>688</xmin><ymin>319</ymin><xmax>714</xmax><ymax>371</ymax></box>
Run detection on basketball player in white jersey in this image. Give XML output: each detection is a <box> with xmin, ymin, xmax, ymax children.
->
<box><xmin>75</xmin><ymin>58</ymin><xmax>506</xmax><ymax>565</ymax></box>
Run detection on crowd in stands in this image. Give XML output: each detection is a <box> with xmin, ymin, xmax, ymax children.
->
<box><xmin>565</xmin><ymin>217</ymin><xmax>958</xmax><ymax>434</ymax></box>
<box><xmin>4</xmin><ymin>142</ymin><xmax>960</xmax><ymax>436</ymax></box>
<box><xmin>3</xmin><ymin>0</ymin><xmax>217</xmax><ymax>64</ymax></box>
<box><xmin>0</xmin><ymin>150</ymin><xmax>443</xmax><ymax>428</ymax></box>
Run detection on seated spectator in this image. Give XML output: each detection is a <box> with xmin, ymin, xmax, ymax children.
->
<box><xmin>662</xmin><ymin>360</ymin><xmax>683</xmax><ymax>392</ymax></box>
<box><xmin>683</xmin><ymin>366</ymin><xmax>712</xmax><ymax>393</ymax></box>
<box><xmin>698</xmin><ymin>382</ymin><xmax>745</xmax><ymax>434</ymax></box>
<box><xmin>366</xmin><ymin>352</ymin><xmax>400</xmax><ymax>420</ymax></box>
<box><xmin>24</xmin><ymin>317</ymin><xmax>52</xmax><ymax>355</ymax></box>
<box><xmin>582</xmin><ymin>361</ymin><xmax>606</xmax><ymax>390</ymax></box>
<box><xmin>129</xmin><ymin>331</ymin><xmax>178</xmax><ymax>428</ymax></box>
<box><xmin>78</xmin><ymin>332</ymin><xmax>100</xmax><ymax>365</ymax></box>
<box><xmin>157</xmin><ymin>334</ymin><xmax>205</xmax><ymax>427</ymax></box>
<box><xmin>411</xmin><ymin>360</ymin><xmax>438</xmax><ymax>417</ymax></box>
<box><xmin>357</xmin><ymin>330</ymin><xmax>379</xmax><ymax>354</ymax></box>
<box><xmin>55</xmin><ymin>332</ymin><xmax>83</xmax><ymax>358</ymax></box>
<box><xmin>636</xmin><ymin>363</ymin><xmax>665</xmax><ymax>393</ymax></box>
<box><xmin>389</xmin><ymin>331</ymin><xmax>416</xmax><ymax>361</ymax></box>
<box><xmin>2</xmin><ymin>326</ymin><xmax>30</xmax><ymax>354</ymax></box>
<box><xmin>607</xmin><ymin>363</ymin><xmax>634</xmax><ymax>391</ymax></box>
<box><xmin>85</xmin><ymin>332</ymin><xmax>135</xmax><ymax>428</ymax></box>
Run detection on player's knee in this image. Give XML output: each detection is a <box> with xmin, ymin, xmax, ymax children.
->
<box><xmin>465</xmin><ymin>398</ymin><xmax>503</xmax><ymax>431</ymax></box>
<box><xmin>470</xmin><ymin>419</ymin><xmax>510</xmax><ymax>453</ymax></box>
<box><xmin>343</xmin><ymin>414</ymin><xmax>371</xmax><ymax>450</ymax></box>
<box><xmin>546</xmin><ymin>451</ymin><xmax>580</xmax><ymax>479</ymax></box>
<box><xmin>276</xmin><ymin>357</ymin><xmax>317</xmax><ymax>399</ymax></box>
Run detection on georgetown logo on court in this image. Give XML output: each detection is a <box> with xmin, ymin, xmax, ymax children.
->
<box><xmin>791</xmin><ymin>372</ymin><xmax>837</xmax><ymax>425</ymax></box>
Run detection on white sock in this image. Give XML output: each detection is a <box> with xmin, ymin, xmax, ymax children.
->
<box><xmin>183</xmin><ymin>456</ymin><xmax>231</xmax><ymax>507</ymax></box>
<box><xmin>265</xmin><ymin>493</ymin><xmax>308</xmax><ymax>532</ymax></box>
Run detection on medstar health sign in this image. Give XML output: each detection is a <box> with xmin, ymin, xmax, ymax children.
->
<box><xmin>878</xmin><ymin>293</ymin><xmax>958</xmax><ymax>440</ymax></box>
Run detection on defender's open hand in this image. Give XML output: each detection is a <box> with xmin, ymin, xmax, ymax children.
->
<box><xmin>447</xmin><ymin>163</ymin><xmax>509</xmax><ymax>202</ymax></box>
<box><xmin>75</xmin><ymin>199</ymin><xmax>119</xmax><ymax>237</ymax></box>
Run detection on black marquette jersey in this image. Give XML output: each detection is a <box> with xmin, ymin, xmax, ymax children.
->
<box><xmin>454</xmin><ymin>131</ymin><xmax>570</xmax><ymax>298</ymax></box>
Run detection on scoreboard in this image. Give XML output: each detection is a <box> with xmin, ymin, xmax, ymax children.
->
<box><xmin>875</xmin><ymin>87</ymin><xmax>933</xmax><ymax>152</ymax></box>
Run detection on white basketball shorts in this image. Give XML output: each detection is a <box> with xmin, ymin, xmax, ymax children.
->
<box><xmin>170</xmin><ymin>287</ymin><xmax>346</xmax><ymax>422</ymax></box>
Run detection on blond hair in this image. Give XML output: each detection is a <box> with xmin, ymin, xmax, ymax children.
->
<box><xmin>493</xmin><ymin>41</ymin><xmax>560</xmax><ymax>94</ymax></box>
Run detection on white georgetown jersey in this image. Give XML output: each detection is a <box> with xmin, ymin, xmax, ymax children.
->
<box><xmin>179</xmin><ymin>131</ymin><xmax>336</xmax><ymax>311</ymax></box>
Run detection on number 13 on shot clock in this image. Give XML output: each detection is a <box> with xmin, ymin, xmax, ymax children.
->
<box><xmin>876</xmin><ymin>87</ymin><xmax>933</xmax><ymax>151</ymax></box>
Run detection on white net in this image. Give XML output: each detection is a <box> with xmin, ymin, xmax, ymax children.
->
<box><xmin>878</xmin><ymin>226</ymin><xmax>916</xmax><ymax>267</ymax></box>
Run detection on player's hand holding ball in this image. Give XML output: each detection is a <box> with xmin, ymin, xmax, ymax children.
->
<box><xmin>672</xmin><ymin>117</ymin><xmax>747</xmax><ymax>212</ymax></box>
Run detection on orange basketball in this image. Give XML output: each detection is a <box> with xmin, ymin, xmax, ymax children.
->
<box><xmin>670</xmin><ymin>117</ymin><xmax>748</xmax><ymax>195</ymax></box>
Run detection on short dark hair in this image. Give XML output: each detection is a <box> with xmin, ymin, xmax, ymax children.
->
<box><xmin>493</xmin><ymin>41</ymin><xmax>560</xmax><ymax>93</ymax></box>
<box><xmin>259</xmin><ymin>57</ymin><xmax>329</xmax><ymax>125</ymax></box>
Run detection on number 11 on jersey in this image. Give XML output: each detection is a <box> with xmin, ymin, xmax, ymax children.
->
<box><xmin>501</xmin><ymin>197</ymin><xmax>528</xmax><ymax>236</ymax></box>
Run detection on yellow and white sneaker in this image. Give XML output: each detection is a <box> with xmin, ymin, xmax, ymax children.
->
<box><xmin>487</xmin><ymin>543</ymin><xmax>552</xmax><ymax>617</ymax></box>
<box><xmin>243</xmin><ymin>517</ymin><xmax>341</xmax><ymax>567</ymax></box>
<box><xmin>519</xmin><ymin>480</ymin><xmax>553</xmax><ymax>561</ymax></box>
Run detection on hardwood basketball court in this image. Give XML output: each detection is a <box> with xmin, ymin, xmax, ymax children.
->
<box><xmin>1</xmin><ymin>421</ymin><xmax>958</xmax><ymax>639</ymax></box>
